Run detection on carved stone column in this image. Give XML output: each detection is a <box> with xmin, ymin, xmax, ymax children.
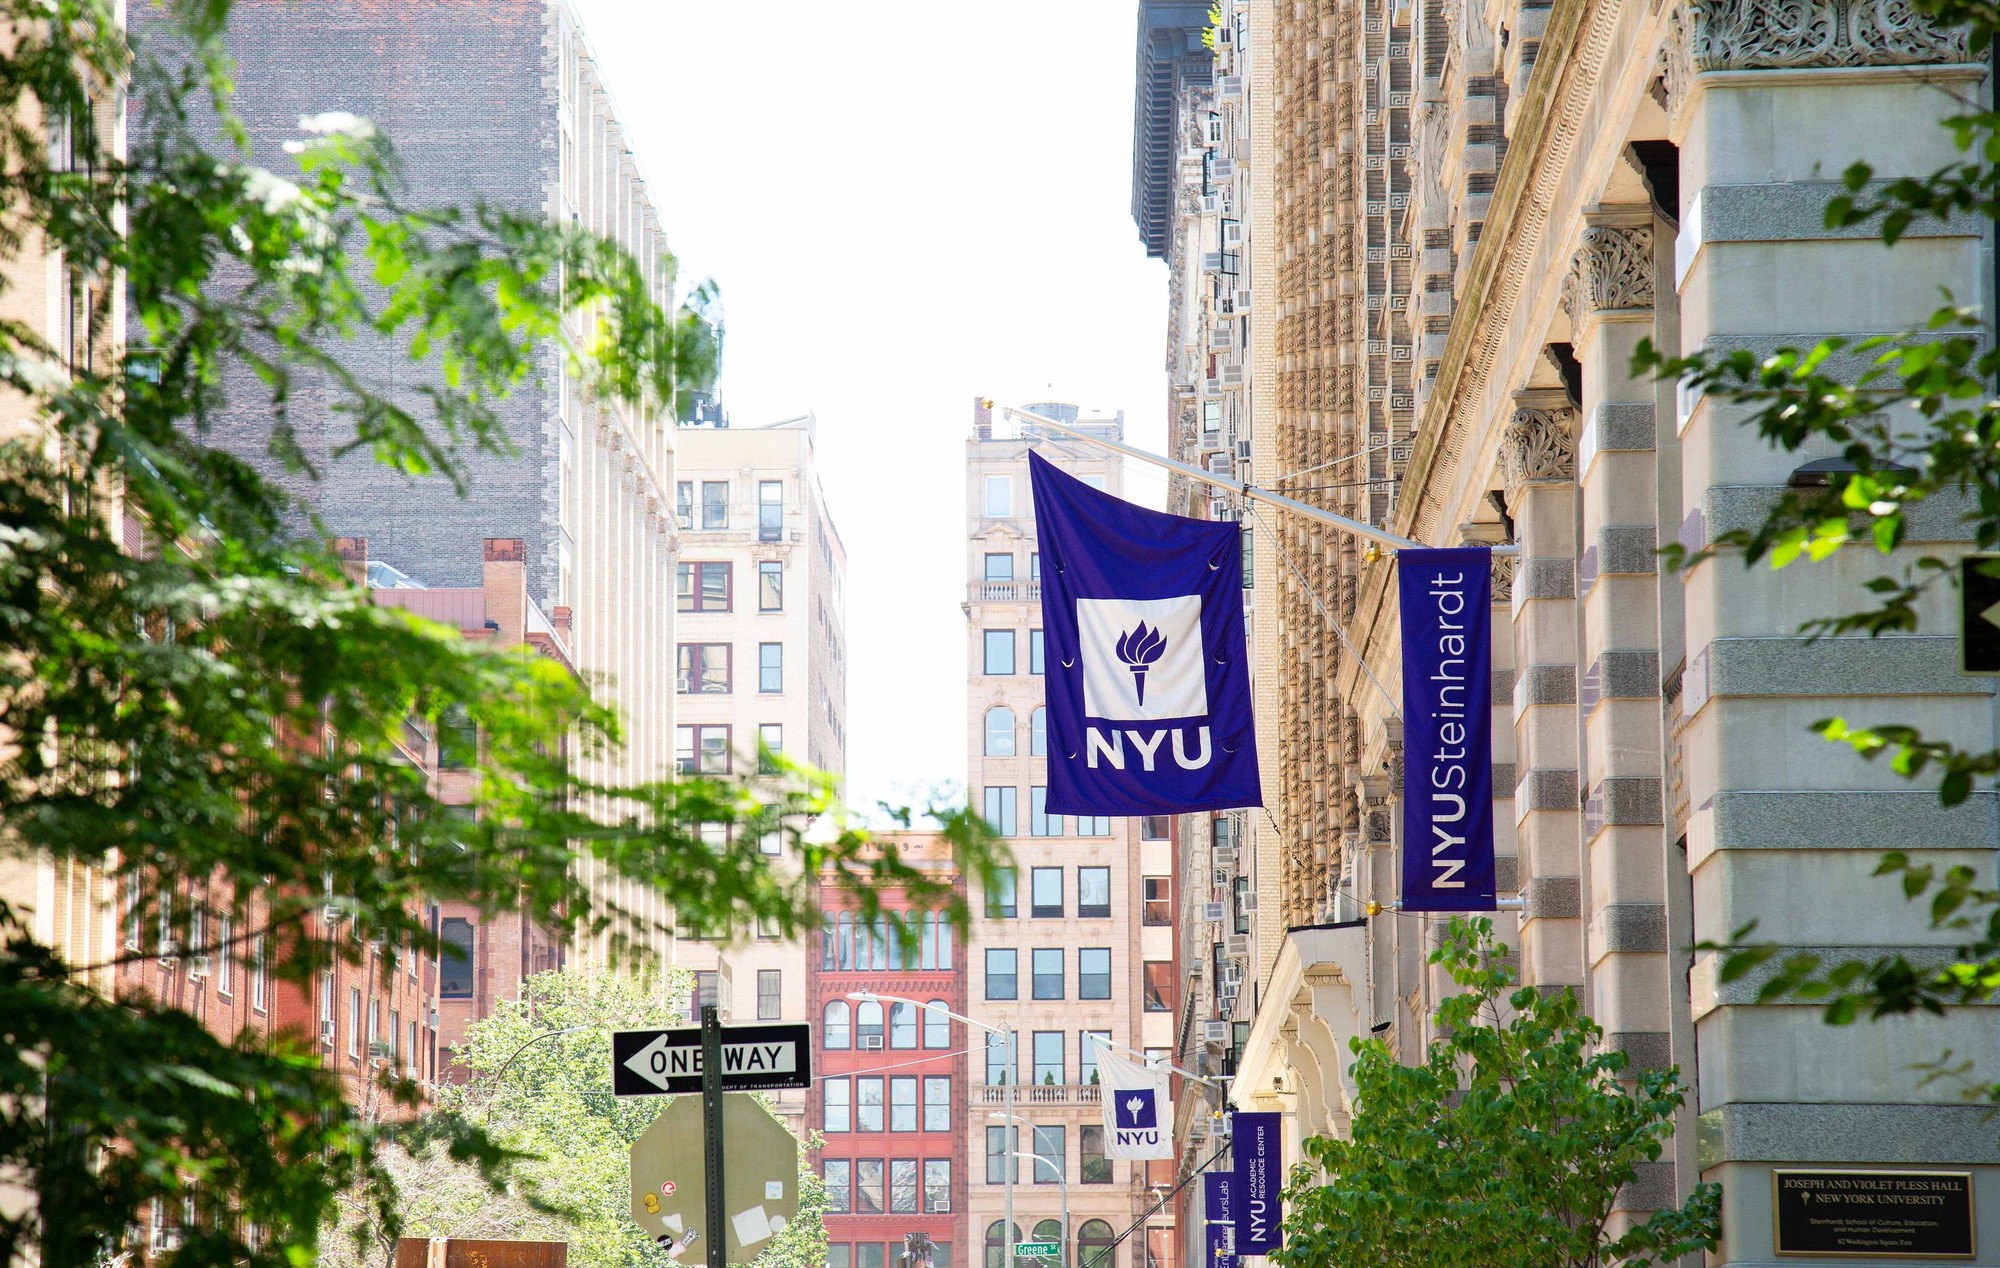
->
<box><xmin>1566</xmin><ymin>207</ymin><xmax>1673</xmax><ymax>1228</ymax></box>
<box><xmin>1503</xmin><ymin>389</ymin><xmax>1583</xmax><ymax>991</ymax></box>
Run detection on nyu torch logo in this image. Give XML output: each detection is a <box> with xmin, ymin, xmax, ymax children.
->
<box><xmin>1113</xmin><ymin>1088</ymin><xmax>1161</xmax><ymax>1150</ymax></box>
<box><xmin>1115</xmin><ymin>623</ymin><xmax>1168</xmax><ymax>703</ymax></box>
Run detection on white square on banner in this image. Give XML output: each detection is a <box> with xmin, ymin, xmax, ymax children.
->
<box><xmin>1077</xmin><ymin>595</ymin><xmax>1207</xmax><ymax>721</ymax></box>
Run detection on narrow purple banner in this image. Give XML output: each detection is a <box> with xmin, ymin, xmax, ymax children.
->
<box><xmin>1397</xmin><ymin>547</ymin><xmax>1497</xmax><ymax>911</ymax></box>
<box><xmin>1231</xmin><ymin>1111</ymin><xmax>1282</xmax><ymax>1255</ymax></box>
<box><xmin>1203</xmin><ymin>1171</ymin><xmax>1237</xmax><ymax>1268</ymax></box>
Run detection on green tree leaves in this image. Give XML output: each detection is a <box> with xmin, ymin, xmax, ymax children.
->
<box><xmin>1274</xmin><ymin>920</ymin><xmax>1719</xmax><ymax>1268</ymax></box>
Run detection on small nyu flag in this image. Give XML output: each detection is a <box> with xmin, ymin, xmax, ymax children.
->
<box><xmin>1030</xmin><ymin>453</ymin><xmax>1262</xmax><ymax>815</ymax></box>
<box><xmin>1095</xmin><ymin>1044</ymin><xmax>1173</xmax><ymax>1160</ymax></box>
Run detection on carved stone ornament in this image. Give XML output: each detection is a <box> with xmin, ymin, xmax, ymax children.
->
<box><xmin>1560</xmin><ymin>224</ymin><xmax>1655</xmax><ymax>324</ymax></box>
<box><xmin>1664</xmin><ymin>0</ymin><xmax>1970</xmax><ymax>107</ymax></box>
<box><xmin>1502</xmin><ymin>398</ymin><xmax>1579</xmax><ymax>501</ymax></box>
<box><xmin>1491</xmin><ymin>554</ymin><xmax>1518</xmax><ymax>604</ymax></box>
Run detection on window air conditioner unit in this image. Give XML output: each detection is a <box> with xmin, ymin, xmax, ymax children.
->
<box><xmin>1211</xmin><ymin>324</ymin><xmax>1235</xmax><ymax>350</ymax></box>
<box><xmin>1221</xmin><ymin>220</ymin><xmax>1243</xmax><ymax>247</ymax></box>
<box><xmin>1212</xmin><ymin>868</ymin><xmax>1232</xmax><ymax>889</ymax></box>
<box><xmin>676</xmin><ymin>674</ymin><xmax>694</xmax><ymax>693</ymax></box>
<box><xmin>368</xmin><ymin>1041</ymin><xmax>392</xmax><ymax>1060</ymax></box>
<box><xmin>1234</xmin><ymin>288</ymin><xmax>1253</xmax><ymax>310</ymax></box>
<box><xmin>187</xmin><ymin>955</ymin><xmax>211</xmax><ymax>980</ymax></box>
<box><xmin>1221</xmin><ymin>75</ymin><xmax>1245</xmax><ymax>99</ymax></box>
<box><xmin>861</xmin><ymin>1036</ymin><xmax>884</xmax><ymax>1050</ymax></box>
<box><xmin>1226</xmin><ymin>936</ymin><xmax>1250</xmax><ymax>958</ymax></box>
<box><xmin>1201</xmin><ymin>252</ymin><xmax>1224</xmax><ymax>273</ymax></box>
<box><xmin>1220</xmin><ymin>963</ymin><xmax>1245</xmax><ymax>989</ymax></box>
<box><xmin>1201</xmin><ymin>193</ymin><xmax>1221</xmax><ymax>215</ymax></box>
<box><xmin>1202</xmin><ymin>902</ymin><xmax>1227</xmax><ymax>923</ymax></box>
<box><xmin>1202</xmin><ymin>1020</ymin><xmax>1230</xmax><ymax>1044</ymax></box>
<box><xmin>1213</xmin><ymin>846</ymin><xmax>1238</xmax><ymax>867</ymax></box>
<box><xmin>1205</xmin><ymin>453</ymin><xmax>1233</xmax><ymax>476</ymax></box>
<box><xmin>158</xmin><ymin>938</ymin><xmax>181</xmax><ymax>963</ymax></box>
<box><xmin>1204</xmin><ymin>378</ymin><xmax>1224</xmax><ymax>396</ymax></box>
<box><xmin>1221</xmin><ymin>364</ymin><xmax>1246</xmax><ymax>387</ymax></box>
<box><xmin>1213</xmin><ymin>158</ymin><xmax>1236</xmax><ymax>181</ymax></box>
<box><xmin>1215</xmin><ymin>292</ymin><xmax>1237</xmax><ymax>316</ymax></box>
<box><xmin>320</xmin><ymin>1018</ymin><xmax>336</xmax><ymax>1043</ymax></box>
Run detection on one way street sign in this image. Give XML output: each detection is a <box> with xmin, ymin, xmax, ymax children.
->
<box><xmin>612</xmin><ymin>1021</ymin><xmax>813</xmax><ymax>1097</ymax></box>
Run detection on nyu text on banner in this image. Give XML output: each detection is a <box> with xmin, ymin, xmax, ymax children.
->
<box><xmin>1203</xmin><ymin>1171</ymin><xmax>1237</xmax><ymax>1268</ymax></box>
<box><xmin>1029</xmin><ymin>452</ymin><xmax>1262</xmax><ymax>815</ymax></box>
<box><xmin>1231</xmin><ymin>1111</ymin><xmax>1282</xmax><ymax>1255</ymax></box>
<box><xmin>1397</xmin><ymin>547</ymin><xmax>1497</xmax><ymax>911</ymax></box>
<box><xmin>1095</xmin><ymin>1045</ymin><xmax>1174</xmax><ymax>1160</ymax></box>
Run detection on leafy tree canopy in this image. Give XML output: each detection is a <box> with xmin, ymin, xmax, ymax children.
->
<box><xmin>0</xmin><ymin>3</ymin><xmax>999</xmax><ymax>1266</ymax></box>
<box><xmin>1275</xmin><ymin>920</ymin><xmax>1719</xmax><ymax>1268</ymax></box>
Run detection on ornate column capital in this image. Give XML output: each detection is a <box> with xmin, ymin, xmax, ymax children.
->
<box><xmin>1502</xmin><ymin>389</ymin><xmax>1580</xmax><ymax>503</ymax></box>
<box><xmin>1559</xmin><ymin>214</ymin><xmax>1656</xmax><ymax>329</ymax></box>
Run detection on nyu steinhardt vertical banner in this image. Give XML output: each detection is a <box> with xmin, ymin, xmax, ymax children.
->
<box><xmin>1203</xmin><ymin>1172</ymin><xmax>1237</xmax><ymax>1268</ymax></box>
<box><xmin>1398</xmin><ymin>547</ymin><xmax>1497</xmax><ymax>911</ymax></box>
<box><xmin>1030</xmin><ymin>452</ymin><xmax>1262</xmax><ymax>815</ymax></box>
<box><xmin>1231</xmin><ymin>1111</ymin><xmax>1281</xmax><ymax>1255</ymax></box>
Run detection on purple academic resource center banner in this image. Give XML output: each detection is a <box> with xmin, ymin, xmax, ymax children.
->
<box><xmin>1397</xmin><ymin>547</ymin><xmax>1497</xmax><ymax>911</ymax></box>
<box><xmin>1231</xmin><ymin>1112</ymin><xmax>1281</xmax><ymax>1255</ymax></box>
<box><xmin>1029</xmin><ymin>452</ymin><xmax>1262</xmax><ymax>815</ymax></box>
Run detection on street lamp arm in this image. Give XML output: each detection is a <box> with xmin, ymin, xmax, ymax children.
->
<box><xmin>845</xmin><ymin>990</ymin><xmax>1010</xmax><ymax>1038</ymax></box>
<box><xmin>483</xmin><ymin>1025</ymin><xmax>590</xmax><ymax>1124</ymax></box>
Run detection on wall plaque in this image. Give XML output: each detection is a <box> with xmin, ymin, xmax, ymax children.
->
<box><xmin>1774</xmin><ymin>1169</ymin><xmax>1974</xmax><ymax>1259</ymax></box>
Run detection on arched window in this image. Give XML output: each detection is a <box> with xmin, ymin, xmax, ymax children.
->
<box><xmin>872</xmin><ymin>915</ymin><xmax>890</xmax><ymax>970</ymax></box>
<box><xmin>986</xmin><ymin>1222</ymin><xmax>1024</xmax><ymax>1268</ymax></box>
<box><xmin>889</xmin><ymin>1001</ymin><xmax>918</xmax><ymax>1048</ymax></box>
<box><xmin>856</xmin><ymin>999</ymin><xmax>884</xmax><ymax>1047</ymax></box>
<box><xmin>887</xmin><ymin>914</ymin><xmax>905</xmax><ymax>971</ymax></box>
<box><xmin>923</xmin><ymin>1000</ymin><xmax>950</xmax><ymax>1049</ymax></box>
<box><xmin>938</xmin><ymin>916</ymin><xmax>954</xmax><ymax>970</ymax></box>
<box><xmin>985</xmin><ymin>706</ymin><xmax>1016</xmax><ymax>756</ymax></box>
<box><xmin>1031</xmin><ymin>706</ymin><xmax>1047</xmax><ymax>756</ymax></box>
<box><xmin>823</xmin><ymin>1000</ymin><xmax>851</xmax><ymax>1049</ymax></box>
<box><xmin>821</xmin><ymin>916</ymin><xmax>835</xmax><ymax>971</ymax></box>
<box><xmin>919</xmin><ymin>911</ymin><xmax>938</xmax><ymax>969</ymax></box>
<box><xmin>836</xmin><ymin>912</ymin><xmax>854</xmax><ymax>970</ymax></box>
<box><xmin>1034</xmin><ymin>1221</ymin><xmax>1064</xmax><ymax>1247</ymax></box>
<box><xmin>1078</xmin><ymin>1220</ymin><xmax>1116</xmax><ymax>1268</ymax></box>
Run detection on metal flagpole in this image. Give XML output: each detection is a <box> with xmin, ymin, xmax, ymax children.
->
<box><xmin>995</xmin><ymin>404</ymin><xmax>1519</xmax><ymax>557</ymax></box>
<box><xmin>1090</xmin><ymin>1035</ymin><xmax>1228</xmax><ymax>1091</ymax></box>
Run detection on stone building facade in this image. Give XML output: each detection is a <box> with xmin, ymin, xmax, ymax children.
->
<box><xmin>1142</xmin><ymin>1</ymin><xmax>2000</xmax><ymax>1264</ymax></box>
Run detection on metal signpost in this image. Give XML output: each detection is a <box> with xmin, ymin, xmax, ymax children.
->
<box><xmin>617</xmin><ymin>1011</ymin><xmax>812</xmax><ymax>1268</ymax></box>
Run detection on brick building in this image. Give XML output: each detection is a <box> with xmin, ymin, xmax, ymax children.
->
<box><xmin>810</xmin><ymin>832</ymin><xmax>969</xmax><ymax>1268</ymax></box>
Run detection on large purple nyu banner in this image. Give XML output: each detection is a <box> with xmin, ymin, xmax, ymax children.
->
<box><xmin>1030</xmin><ymin>452</ymin><xmax>1261</xmax><ymax>815</ymax></box>
<box><xmin>1397</xmin><ymin>547</ymin><xmax>1496</xmax><ymax>911</ymax></box>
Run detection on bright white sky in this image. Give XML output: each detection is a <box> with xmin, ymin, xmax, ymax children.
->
<box><xmin>571</xmin><ymin>1</ymin><xmax>1174</xmax><ymax>810</ymax></box>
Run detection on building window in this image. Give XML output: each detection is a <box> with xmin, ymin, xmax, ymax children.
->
<box><xmin>676</xmin><ymin>481</ymin><xmax>693</xmax><ymax>530</ymax></box>
<box><xmin>1032</xmin><ymin>1126</ymin><xmax>1065</xmax><ymax>1183</ymax></box>
<box><xmin>758</xmin><ymin>723</ymin><xmax>783</xmax><ymax>775</ymax></box>
<box><xmin>984</xmin><ymin>553</ymin><xmax>1014</xmax><ymax>581</ymax></box>
<box><xmin>984</xmin><ymin>475</ymin><xmax>1012</xmax><ymax>518</ymax></box>
<box><xmin>1078</xmin><ymin>867</ymin><xmax>1111</xmax><ymax>918</ymax></box>
<box><xmin>890</xmin><ymin>1002</ymin><xmax>918</xmax><ymax>1049</ymax></box>
<box><xmin>985</xmin><ymin>1033</ymin><xmax>1012</xmax><ymax>1087</ymax></box>
<box><xmin>1080</xmin><ymin>1031</ymin><xmax>1110</xmax><ymax>1085</ymax></box>
<box><xmin>983</xmin><ymin>629</ymin><xmax>1015</xmax><ymax>675</ymax></box>
<box><xmin>1142</xmin><ymin>961</ymin><xmax>1173</xmax><ymax>1012</ymax></box>
<box><xmin>758</xmin><ymin>642</ymin><xmax>783</xmax><ymax>693</ymax></box>
<box><xmin>824</xmin><ymin>1159</ymin><xmax>851</xmax><ymax>1212</ymax></box>
<box><xmin>701</xmin><ymin>480</ymin><xmax>728</xmax><ymax>529</ymax></box>
<box><xmin>759</xmin><ymin>480</ymin><xmax>783</xmax><ymax>541</ymax></box>
<box><xmin>923</xmin><ymin>1075</ymin><xmax>952</xmax><ymax>1130</ymax></box>
<box><xmin>677</xmin><ymin>561</ymin><xmax>731</xmax><ymax>613</ymax></box>
<box><xmin>824</xmin><ymin>1000</ymin><xmax>850</xmax><ymax>1049</ymax></box>
<box><xmin>984</xmin><ymin>706</ymin><xmax>1016</xmax><ymax>756</ymax></box>
<box><xmin>1079</xmin><ymin>948</ymin><xmax>1112</xmax><ymax>1000</ymax></box>
<box><xmin>439</xmin><ymin>918</ymin><xmax>474</xmax><ymax>1000</ymax></box>
<box><xmin>758</xmin><ymin>560</ymin><xmax>784</xmax><ymax>611</ymax></box>
<box><xmin>985</xmin><ymin>948</ymin><xmax>1018</xmax><ymax>1000</ymax></box>
<box><xmin>677</xmin><ymin>643</ymin><xmax>732</xmax><ymax>694</ymax></box>
<box><xmin>857</xmin><ymin>1078</ymin><xmax>886</xmax><ymax>1132</ymax></box>
<box><xmin>1032</xmin><ymin>1031</ymin><xmax>1065</xmax><ymax>1085</ymax></box>
<box><xmin>1030</xmin><ymin>786</ymin><xmax>1059</xmax><ymax>837</ymax></box>
<box><xmin>891</xmin><ymin>1077</ymin><xmax>918</xmax><ymax>1132</ymax></box>
<box><xmin>858</xmin><ymin>1245</ymin><xmax>886</xmax><ymax>1268</ymax></box>
<box><xmin>985</xmin><ymin>1127</ymin><xmax>1018</xmax><ymax>1184</ymax></box>
<box><xmin>122</xmin><ymin>874</ymin><xmax>139</xmax><ymax>950</ymax></box>
<box><xmin>215</xmin><ymin>916</ymin><xmax>233</xmax><ymax>994</ymax></box>
<box><xmin>983</xmin><ymin>786</ymin><xmax>1018</xmax><ymax>836</ymax></box>
<box><xmin>890</xmin><ymin>1159</ymin><xmax>919</xmax><ymax>1214</ymax></box>
<box><xmin>924</xmin><ymin>1159</ymin><xmax>952</xmax><ymax>1213</ymax></box>
<box><xmin>1233</xmin><ymin>874</ymin><xmax>1250</xmax><ymax>934</ymax></box>
<box><xmin>1030</xmin><ymin>629</ymin><xmax>1044</xmax><ymax>675</ymax></box>
<box><xmin>757</xmin><ymin>969</ymin><xmax>781</xmax><ymax>1020</ymax></box>
<box><xmin>688</xmin><ymin>970</ymin><xmax>720</xmax><ymax>1022</ymax></box>
<box><xmin>856</xmin><ymin>1159</ymin><xmax>885</xmax><ymax>1214</ymax></box>
<box><xmin>824</xmin><ymin>1078</ymin><xmax>851</xmax><ymax>1132</ymax></box>
<box><xmin>856</xmin><ymin>1000</ymin><xmax>885</xmax><ymax>1047</ymax></box>
<box><xmin>1080</xmin><ymin>1126</ymin><xmax>1113</xmax><ymax>1183</ymax></box>
<box><xmin>1141</xmin><ymin>816</ymin><xmax>1169</xmax><ymax>840</ymax></box>
<box><xmin>251</xmin><ymin>935</ymin><xmax>267</xmax><ymax>1012</ymax></box>
<box><xmin>675</xmin><ymin>724</ymin><xmax>731</xmax><ymax>775</ymax></box>
<box><xmin>1031</xmin><ymin>707</ymin><xmax>1047</xmax><ymax>756</ymax></box>
<box><xmin>1031</xmin><ymin>948</ymin><xmax>1064</xmax><ymax>1001</ymax></box>
<box><xmin>1030</xmin><ymin>867</ymin><xmax>1063</xmax><ymax>918</ymax></box>
<box><xmin>923</xmin><ymin>1000</ymin><xmax>951</xmax><ymax>1049</ymax></box>
<box><xmin>986</xmin><ymin>867</ymin><xmax>1017</xmax><ymax>918</ymax></box>
<box><xmin>989</xmin><ymin>1223</ymin><xmax>1025</xmax><ymax>1268</ymax></box>
<box><xmin>1077</xmin><ymin>815</ymin><xmax>1111</xmax><ymax>837</ymax></box>
<box><xmin>1078</xmin><ymin>1221</ymin><xmax>1116</xmax><ymax>1268</ymax></box>
<box><xmin>347</xmin><ymin>987</ymin><xmax>362</xmax><ymax>1058</ymax></box>
<box><xmin>1143</xmin><ymin>877</ymin><xmax>1172</xmax><ymax>925</ymax></box>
